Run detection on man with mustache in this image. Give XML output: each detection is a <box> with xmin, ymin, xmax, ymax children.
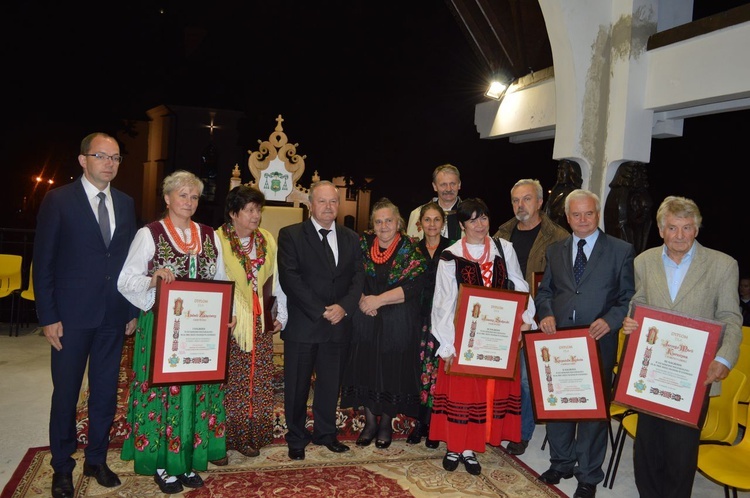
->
<box><xmin>406</xmin><ymin>164</ymin><xmax>464</xmax><ymax>241</ymax></box>
<box><xmin>493</xmin><ymin>178</ymin><xmax>569</xmax><ymax>455</ymax></box>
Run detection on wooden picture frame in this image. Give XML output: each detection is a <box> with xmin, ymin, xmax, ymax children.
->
<box><xmin>612</xmin><ymin>304</ymin><xmax>723</xmax><ymax>428</ymax></box>
<box><xmin>149</xmin><ymin>278</ymin><xmax>234</xmax><ymax>386</ymax></box>
<box><xmin>531</xmin><ymin>271</ymin><xmax>544</xmax><ymax>298</ymax></box>
<box><xmin>523</xmin><ymin>327</ymin><xmax>609</xmax><ymax>421</ymax></box>
<box><xmin>449</xmin><ymin>284</ymin><xmax>528</xmax><ymax>379</ymax></box>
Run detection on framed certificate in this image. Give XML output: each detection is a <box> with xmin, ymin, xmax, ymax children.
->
<box><xmin>612</xmin><ymin>304</ymin><xmax>724</xmax><ymax>428</ymax></box>
<box><xmin>150</xmin><ymin>278</ymin><xmax>235</xmax><ymax>386</ymax></box>
<box><xmin>449</xmin><ymin>284</ymin><xmax>528</xmax><ymax>378</ymax></box>
<box><xmin>523</xmin><ymin>327</ymin><xmax>609</xmax><ymax>421</ymax></box>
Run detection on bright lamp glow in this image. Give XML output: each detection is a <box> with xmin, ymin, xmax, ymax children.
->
<box><xmin>485</xmin><ymin>81</ymin><xmax>508</xmax><ymax>100</ymax></box>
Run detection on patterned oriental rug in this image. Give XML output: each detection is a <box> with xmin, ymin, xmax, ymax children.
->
<box><xmin>2</xmin><ymin>443</ymin><xmax>565</xmax><ymax>498</ymax></box>
<box><xmin>4</xmin><ymin>337</ymin><xmax>565</xmax><ymax>497</ymax></box>
<box><xmin>72</xmin><ymin>336</ymin><xmax>409</xmax><ymax>445</ymax></box>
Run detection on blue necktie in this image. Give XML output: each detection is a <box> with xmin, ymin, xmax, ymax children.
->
<box><xmin>574</xmin><ymin>239</ymin><xmax>587</xmax><ymax>284</ymax></box>
<box><xmin>97</xmin><ymin>192</ymin><xmax>111</xmax><ymax>247</ymax></box>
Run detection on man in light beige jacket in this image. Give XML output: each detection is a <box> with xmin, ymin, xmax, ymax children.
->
<box><xmin>622</xmin><ymin>195</ymin><xmax>742</xmax><ymax>498</ymax></box>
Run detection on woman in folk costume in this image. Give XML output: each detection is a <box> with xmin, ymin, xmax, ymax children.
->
<box><xmin>217</xmin><ymin>185</ymin><xmax>287</xmax><ymax>461</ymax></box>
<box><xmin>430</xmin><ymin>198</ymin><xmax>536</xmax><ymax>476</ymax></box>
<box><xmin>118</xmin><ymin>171</ymin><xmax>235</xmax><ymax>494</ymax></box>
<box><xmin>340</xmin><ymin>197</ymin><xmax>427</xmax><ymax>448</ymax></box>
<box><xmin>407</xmin><ymin>201</ymin><xmax>453</xmax><ymax>448</ymax></box>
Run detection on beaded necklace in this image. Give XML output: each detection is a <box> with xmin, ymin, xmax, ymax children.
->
<box><xmin>370</xmin><ymin>233</ymin><xmax>401</xmax><ymax>264</ymax></box>
<box><xmin>222</xmin><ymin>223</ymin><xmax>266</xmax><ymax>285</ymax></box>
<box><xmin>461</xmin><ymin>236</ymin><xmax>490</xmax><ymax>264</ymax></box>
<box><xmin>462</xmin><ymin>236</ymin><xmax>494</xmax><ymax>287</ymax></box>
<box><xmin>424</xmin><ymin>236</ymin><xmax>441</xmax><ymax>251</ymax></box>
<box><xmin>163</xmin><ymin>216</ymin><xmax>200</xmax><ymax>254</ymax></box>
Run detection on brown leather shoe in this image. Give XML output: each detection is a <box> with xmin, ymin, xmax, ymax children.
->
<box><xmin>239</xmin><ymin>445</ymin><xmax>260</xmax><ymax>457</ymax></box>
<box><xmin>210</xmin><ymin>456</ymin><xmax>229</xmax><ymax>466</ymax></box>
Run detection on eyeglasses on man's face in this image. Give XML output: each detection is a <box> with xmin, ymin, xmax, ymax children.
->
<box><xmin>83</xmin><ymin>152</ymin><xmax>123</xmax><ymax>164</ymax></box>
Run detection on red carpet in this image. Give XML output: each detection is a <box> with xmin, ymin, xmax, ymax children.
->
<box><xmin>2</xmin><ymin>443</ymin><xmax>565</xmax><ymax>498</ymax></box>
<box><xmin>74</xmin><ymin>337</ymin><xmax>411</xmax><ymax>445</ymax></box>
<box><xmin>2</xmin><ymin>338</ymin><xmax>566</xmax><ymax>497</ymax></box>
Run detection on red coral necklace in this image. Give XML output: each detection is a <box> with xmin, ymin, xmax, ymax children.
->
<box><xmin>164</xmin><ymin>216</ymin><xmax>200</xmax><ymax>254</ymax></box>
<box><xmin>461</xmin><ymin>236</ymin><xmax>490</xmax><ymax>263</ymax></box>
<box><xmin>371</xmin><ymin>233</ymin><xmax>401</xmax><ymax>264</ymax></box>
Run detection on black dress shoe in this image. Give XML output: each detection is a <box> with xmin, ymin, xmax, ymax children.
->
<box><xmin>323</xmin><ymin>439</ymin><xmax>350</xmax><ymax>453</ymax></box>
<box><xmin>83</xmin><ymin>462</ymin><xmax>121</xmax><ymax>487</ymax></box>
<box><xmin>375</xmin><ymin>438</ymin><xmax>392</xmax><ymax>449</ymax></box>
<box><xmin>539</xmin><ymin>468</ymin><xmax>575</xmax><ymax>484</ymax></box>
<box><xmin>288</xmin><ymin>448</ymin><xmax>306</xmax><ymax>460</ymax></box>
<box><xmin>356</xmin><ymin>434</ymin><xmax>375</xmax><ymax>446</ymax></box>
<box><xmin>425</xmin><ymin>438</ymin><xmax>440</xmax><ymax>449</ymax></box>
<box><xmin>442</xmin><ymin>451</ymin><xmax>460</xmax><ymax>472</ymax></box>
<box><xmin>406</xmin><ymin>421</ymin><xmax>422</xmax><ymax>444</ymax></box>
<box><xmin>52</xmin><ymin>473</ymin><xmax>74</xmax><ymax>498</ymax></box>
<box><xmin>154</xmin><ymin>471</ymin><xmax>184</xmax><ymax>494</ymax></box>
<box><xmin>461</xmin><ymin>453</ymin><xmax>482</xmax><ymax>475</ymax></box>
<box><xmin>177</xmin><ymin>472</ymin><xmax>204</xmax><ymax>488</ymax></box>
<box><xmin>505</xmin><ymin>440</ymin><xmax>529</xmax><ymax>455</ymax></box>
<box><xmin>573</xmin><ymin>482</ymin><xmax>597</xmax><ymax>498</ymax></box>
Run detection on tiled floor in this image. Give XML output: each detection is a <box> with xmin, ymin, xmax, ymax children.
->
<box><xmin>0</xmin><ymin>326</ymin><xmax>746</xmax><ymax>497</ymax></box>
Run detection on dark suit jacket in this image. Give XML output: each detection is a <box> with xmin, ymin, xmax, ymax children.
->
<box><xmin>33</xmin><ymin>177</ymin><xmax>138</xmax><ymax>328</ymax></box>
<box><xmin>535</xmin><ymin>229</ymin><xmax>635</xmax><ymax>362</ymax></box>
<box><xmin>278</xmin><ymin>219</ymin><xmax>364</xmax><ymax>343</ymax></box>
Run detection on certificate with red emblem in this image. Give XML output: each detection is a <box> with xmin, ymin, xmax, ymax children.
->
<box><xmin>150</xmin><ymin>278</ymin><xmax>234</xmax><ymax>386</ymax></box>
<box><xmin>524</xmin><ymin>327</ymin><xmax>609</xmax><ymax>421</ymax></box>
<box><xmin>449</xmin><ymin>284</ymin><xmax>528</xmax><ymax>379</ymax></box>
<box><xmin>612</xmin><ymin>304</ymin><xmax>723</xmax><ymax>428</ymax></box>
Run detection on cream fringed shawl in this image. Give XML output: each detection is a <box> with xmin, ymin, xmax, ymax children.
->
<box><xmin>217</xmin><ymin>227</ymin><xmax>277</xmax><ymax>352</ymax></box>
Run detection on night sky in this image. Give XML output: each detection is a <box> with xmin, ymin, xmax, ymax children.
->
<box><xmin>2</xmin><ymin>1</ymin><xmax>748</xmax><ymax>274</ymax></box>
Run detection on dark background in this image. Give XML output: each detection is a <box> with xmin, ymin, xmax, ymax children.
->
<box><xmin>2</xmin><ymin>1</ymin><xmax>748</xmax><ymax>274</ymax></box>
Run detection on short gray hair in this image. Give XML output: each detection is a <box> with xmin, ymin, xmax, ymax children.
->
<box><xmin>564</xmin><ymin>189</ymin><xmax>600</xmax><ymax>215</ymax></box>
<box><xmin>655</xmin><ymin>195</ymin><xmax>702</xmax><ymax>230</ymax></box>
<box><xmin>511</xmin><ymin>178</ymin><xmax>543</xmax><ymax>200</ymax></box>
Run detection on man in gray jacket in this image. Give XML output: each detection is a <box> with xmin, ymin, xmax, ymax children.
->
<box><xmin>494</xmin><ymin>178</ymin><xmax>569</xmax><ymax>455</ymax></box>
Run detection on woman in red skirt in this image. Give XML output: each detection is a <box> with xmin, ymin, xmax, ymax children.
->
<box><xmin>429</xmin><ymin>198</ymin><xmax>537</xmax><ymax>476</ymax></box>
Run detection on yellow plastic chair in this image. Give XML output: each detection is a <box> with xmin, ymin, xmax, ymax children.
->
<box><xmin>733</xmin><ymin>344</ymin><xmax>750</xmax><ymax>428</ymax></box>
<box><xmin>604</xmin><ymin>409</ymin><xmax>638</xmax><ymax>489</ymax></box>
<box><xmin>742</xmin><ymin>326</ymin><xmax>750</xmax><ymax>346</ymax></box>
<box><xmin>699</xmin><ymin>368</ymin><xmax>747</xmax><ymax>444</ymax></box>
<box><xmin>604</xmin><ymin>369</ymin><xmax>746</xmax><ymax>489</ymax></box>
<box><xmin>603</xmin><ymin>403</ymin><xmax>637</xmax><ymax>489</ymax></box>
<box><xmin>698</xmin><ymin>400</ymin><xmax>750</xmax><ymax>498</ymax></box>
<box><xmin>16</xmin><ymin>262</ymin><xmax>35</xmax><ymax>333</ymax></box>
<box><xmin>0</xmin><ymin>254</ymin><xmax>23</xmax><ymax>336</ymax></box>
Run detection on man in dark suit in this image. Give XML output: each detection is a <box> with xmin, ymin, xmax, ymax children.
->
<box><xmin>34</xmin><ymin>132</ymin><xmax>139</xmax><ymax>498</ymax></box>
<box><xmin>277</xmin><ymin>180</ymin><xmax>365</xmax><ymax>460</ymax></box>
<box><xmin>535</xmin><ymin>189</ymin><xmax>635</xmax><ymax>498</ymax></box>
